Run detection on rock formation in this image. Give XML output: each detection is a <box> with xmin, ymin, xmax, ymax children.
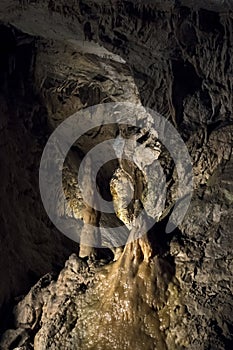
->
<box><xmin>0</xmin><ymin>1</ymin><xmax>232</xmax><ymax>349</ymax></box>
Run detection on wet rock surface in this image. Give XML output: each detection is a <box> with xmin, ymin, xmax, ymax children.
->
<box><xmin>0</xmin><ymin>1</ymin><xmax>232</xmax><ymax>349</ymax></box>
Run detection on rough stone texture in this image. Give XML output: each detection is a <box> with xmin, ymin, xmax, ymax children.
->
<box><xmin>0</xmin><ymin>0</ymin><xmax>232</xmax><ymax>349</ymax></box>
<box><xmin>0</xmin><ymin>250</ymin><xmax>185</xmax><ymax>350</ymax></box>
<box><xmin>0</xmin><ymin>25</ymin><xmax>78</xmax><ymax>333</ymax></box>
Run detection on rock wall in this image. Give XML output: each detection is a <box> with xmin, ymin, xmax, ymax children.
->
<box><xmin>0</xmin><ymin>1</ymin><xmax>232</xmax><ymax>349</ymax></box>
<box><xmin>0</xmin><ymin>25</ymin><xmax>79</xmax><ymax>333</ymax></box>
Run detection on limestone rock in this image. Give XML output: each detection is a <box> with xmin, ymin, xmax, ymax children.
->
<box><xmin>0</xmin><ymin>1</ymin><xmax>232</xmax><ymax>349</ymax></box>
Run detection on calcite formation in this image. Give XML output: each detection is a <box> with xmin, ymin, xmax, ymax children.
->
<box><xmin>0</xmin><ymin>1</ymin><xmax>232</xmax><ymax>349</ymax></box>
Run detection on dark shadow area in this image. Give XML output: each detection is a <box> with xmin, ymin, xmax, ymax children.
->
<box><xmin>199</xmin><ymin>9</ymin><xmax>224</xmax><ymax>34</ymax></box>
<box><xmin>171</xmin><ymin>59</ymin><xmax>202</xmax><ymax>125</ymax></box>
<box><xmin>0</xmin><ymin>24</ymin><xmax>77</xmax><ymax>335</ymax></box>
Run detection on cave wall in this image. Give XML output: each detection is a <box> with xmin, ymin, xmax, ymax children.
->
<box><xmin>0</xmin><ymin>25</ymin><xmax>77</xmax><ymax>331</ymax></box>
<box><xmin>1</xmin><ymin>1</ymin><xmax>232</xmax><ymax>135</ymax></box>
<box><xmin>0</xmin><ymin>1</ymin><xmax>232</xmax><ymax>349</ymax></box>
